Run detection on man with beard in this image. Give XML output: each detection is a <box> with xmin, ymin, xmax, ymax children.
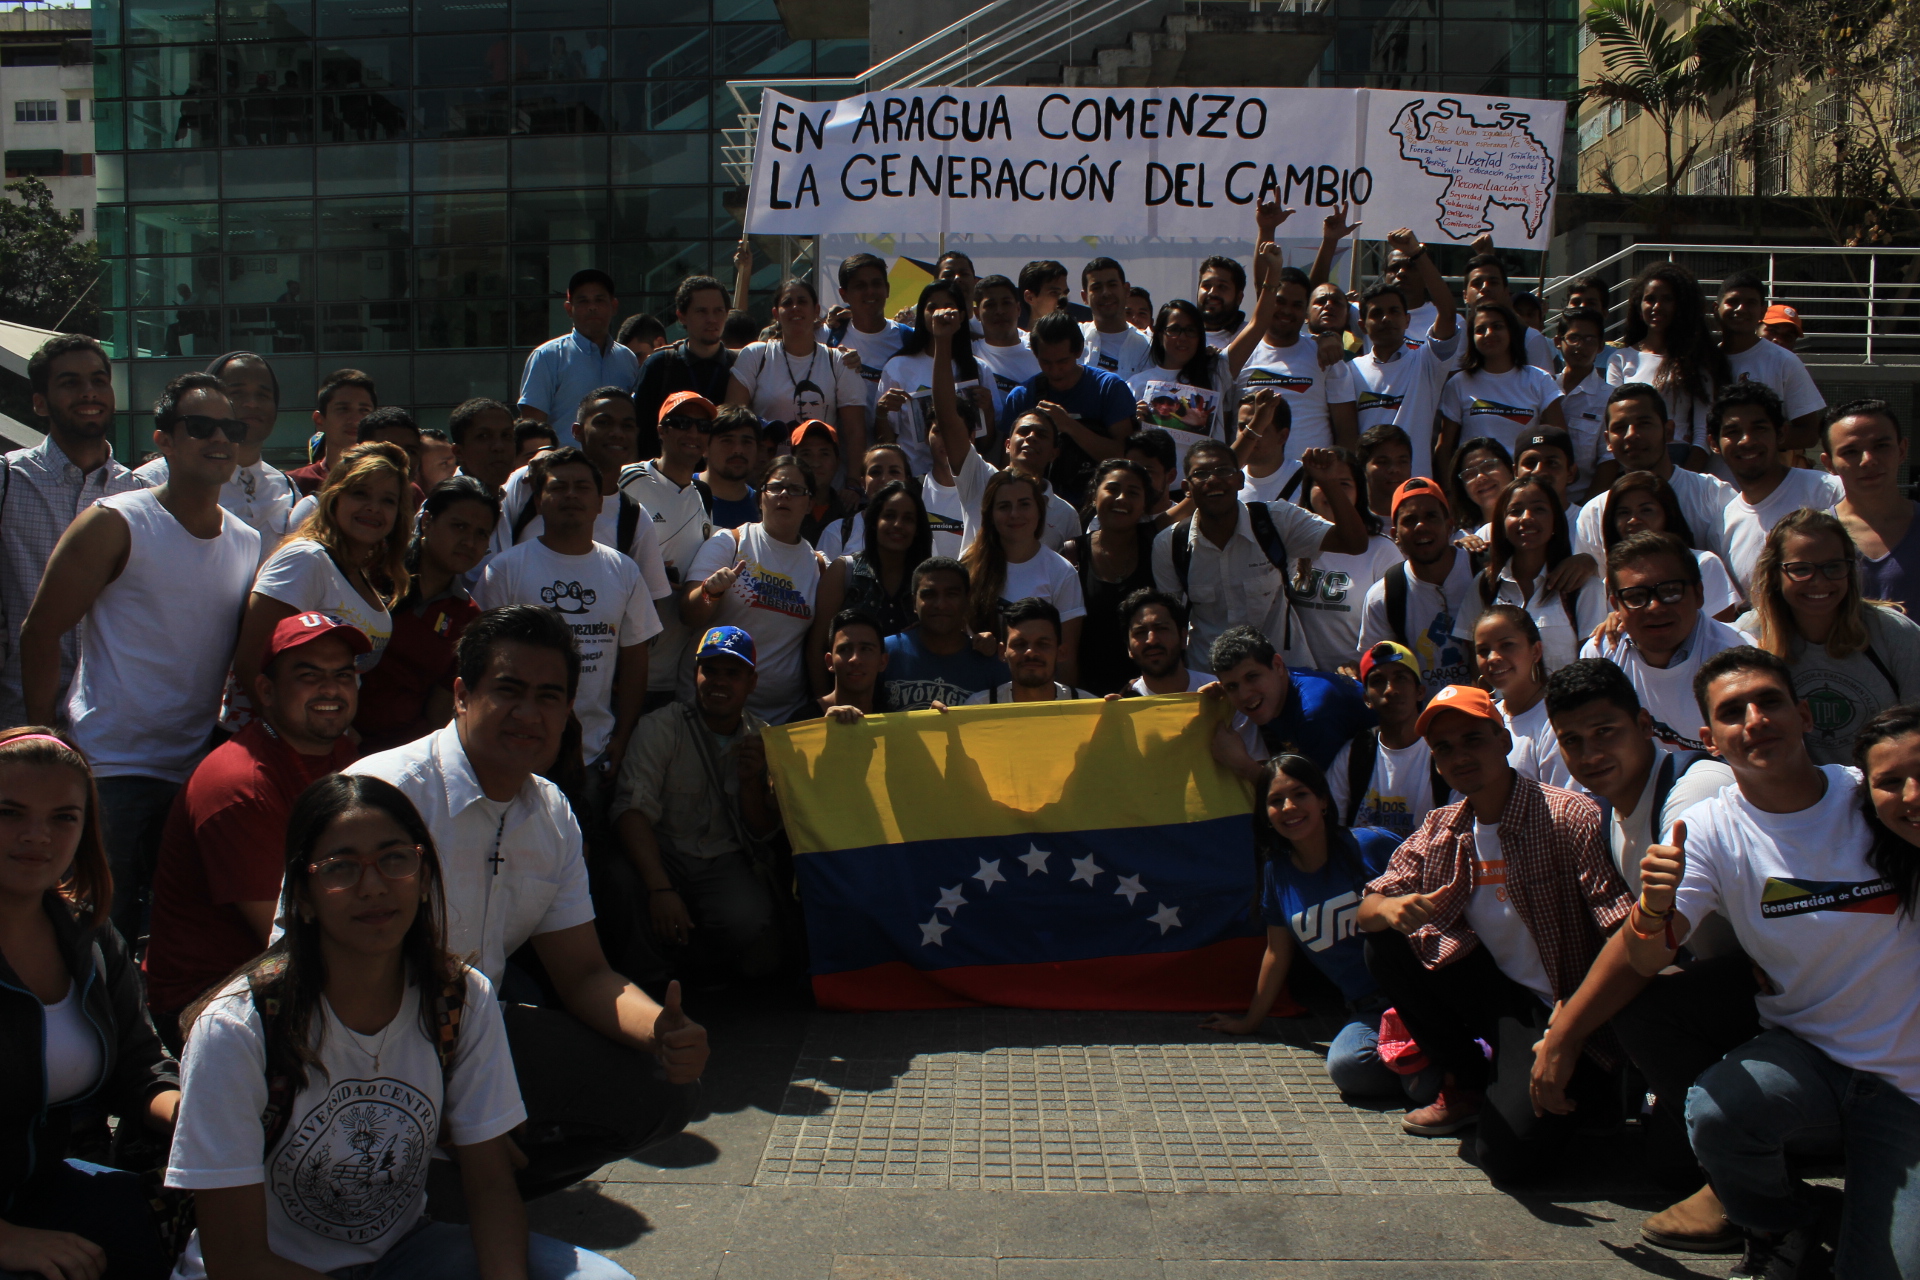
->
<box><xmin>1</xmin><ymin>335</ymin><xmax>148</xmax><ymax>726</ymax></box>
<box><xmin>701</xmin><ymin>405</ymin><xmax>762</xmax><ymax>530</ymax></box>
<box><xmin>1197</xmin><ymin>254</ymin><xmax>1246</xmax><ymax>340</ymax></box>
<box><xmin>962</xmin><ymin>598</ymin><xmax>1098</xmax><ymax>704</ymax></box>
<box><xmin>1123</xmin><ymin>589</ymin><xmax>1209</xmax><ymax>694</ymax></box>
<box><xmin>1359</xmin><ymin>478</ymin><xmax>1478</xmax><ymax>693</ymax></box>
<box><xmin>1709</xmin><ymin>383</ymin><xmax>1841</xmax><ymax>594</ymax></box>
<box><xmin>635</xmin><ymin>275</ymin><xmax>736</xmax><ymax>460</ymax></box>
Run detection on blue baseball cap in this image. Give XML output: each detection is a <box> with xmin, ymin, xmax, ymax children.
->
<box><xmin>695</xmin><ymin>625</ymin><xmax>756</xmax><ymax>668</ymax></box>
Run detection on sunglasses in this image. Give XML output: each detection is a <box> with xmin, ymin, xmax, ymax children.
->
<box><xmin>1615</xmin><ymin>579</ymin><xmax>1690</xmax><ymax>610</ymax></box>
<box><xmin>179</xmin><ymin>414</ymin><xmax>248</xmax><ymax>442</ymax></box>
<box><xmin>660</xmin><ymin>415</ymin><xmax>710</xmax><ymax>433</ymax></box>
<box><xmin>308</xmin><ymin>845</ymin><xmax>422</xmax><ymax>893</ymax></box>
<box><xmin>1781</xmin><ymin>559</ymin><xmax>1852</xmax><ymax>583</ymax></box>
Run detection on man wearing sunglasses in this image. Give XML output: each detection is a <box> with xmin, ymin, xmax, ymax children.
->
<box><xmin>21</xmin><ymin>372</ymin><xmax>263</xmax><ymax>935</ymax></box>
<box><xmin>1579</xmin><ymin>531</ymin><xmax>1745</xmax><ymax>752</ymax></box>
<box><xmin>620</xmin><ymin>392</ymin><xmax>717</xmax><ymax>712</ymax></box>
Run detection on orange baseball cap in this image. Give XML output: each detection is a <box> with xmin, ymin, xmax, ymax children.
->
<box><xmin>789</xmin><ymin>419</ymin><xmax>837</xmax><ymax>446</ymax></box>
<box><xmin>1762</xmin><ymin>304</ymin><xmax>1801</xmax><ymax>334</ymax></box>
<box><xmin>659</xmin><ymin>390</ymin><xmax>717</xmax><ymax>423</ymax></box>
<box><xmin>1413</xmin><ymin>683</ymin><xmax>1503</xmax><ymax>739</ymax></box>
<box><xmin>1390</xmin><ymin>476</ymin><xmax>1450</xmax><ymax>520</ymax></box>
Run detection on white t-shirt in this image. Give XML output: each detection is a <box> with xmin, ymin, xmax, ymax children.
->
<box><xmin>165</xmin><ymin>967</ymin><xmax>525</xmax><ymax>1279</ymax></box>
<box><xmin>1694</xmin><ymin>550</ymin><xmax>1741</xmax><ymax>617</ymax></box>
<box><xmin>1524</xmin><ymin>326</ymin><xmax>1556</xmax><ymax>374</ymax></box>
<box><xmin>1356</xmin><ymin>552</ymin><xmax>1479</xmax><ymax>692</ymax></box>
<box><xmin>1725</xmin><ymin>338</ymin><xmax>1825</xmax><ymax>423</ymax></box>
<box><xmin>1604</xmin><ymin>348</ymin><xmax>1710</xmax><ymax>452</ymax></box>
<box><xmin>1349</xmin><ymin>327</ymin><xmax>1462</xmax><ymax>473</ymax></box>
<box><xmin>1466</xmin><ymin>819</ymin><xmax>1554</xmax><ymax>1004</ymax></box>
<box><xmin>686</xmin><ymin>522</ymin><xmax>822</xmax><ymax>723</ymax></box>
<box><xmin>821</xmin><ymin>476</ymin><xmax>965</xmax><ymax>563</ymax></box>
<box><xmin>1325</xmin><ymin>734</ymin><xmax>1441</xmax><ymax>840</ymax></box>
<box><xmin>1674</xmin><ymin>766</ymin><xmax>1920</xmax><ymax>1104</ymax></box>
<box><xmin>1079</xmin><ymin>321</ymin><xmax>1153</xmax><ymax>379</ymax></box>
<box><xmin>1454</xmin><ymin>569</ymin><xmax>1610</xmax><ymax>673</ymax></box>
<box><xmin>619</xmin><ymin>461</ymin><xmax>715</xmax><ymax>694</ymax></box>
<box><xmin>1128</xmin><ymin>362</ymin><xmax>1236</xmax><ymax>441</ymax></box>
<box><xmin>1237</xmin><ymin>336</ymin><xmax>1357</xmax><ymax>455</ymax></box>
<box><xmin>1605</xmin><ymin>747</ymin><xmax>1736</xmax><ymax>958</ymax></box>
<box><xmin>1240</xmin><ymin>460</ymin><xmax>1303</xmax><ymax>507</ymax></box>
<box><xmin>1580</xmin><ymin>614</ymin><xmax>1748</xmax><ymax>752</ymax></box>
<box><xmin>731</xmin><ymin>339</ymin><xmax>869</xmax><ymax>427</ymax></box>
<box><xmin>1438</xmin><ymin>364</ymin><xmax>1564</xmax><ymax>456</ymax></box>
<box><xmin>822</xmin><ymin>318</ymin><xmax>910</xmax><ymax>413</ymax></box>
<box><xmin>1575</xmin><ymin>465</ymin><xmax>1736</xmax><ymax>561</ymax></box>
<box><xmin>952</xmin><ymin>447</ymin><xmax>1081</xmax><ymax>553</ymax></box>
<box><xmin>42</xmin><ymin>981</ymin><xmax>100</xmax><ymax>1105</ymax></box>
<box><xmin>476</xmin><ymin>539</ymin><xmax>662</xmax><ymax>760</ymax></box>
<box><xmin>1719</xmin><ymin>468</ymin><xmax>1846</xmax><ymax>596</ymax></box>
<box><xmin>1503</xmin><ymin>696</ymin><xmax>1573</xmax><ymax>790</ymax></box>
<box><xmin>1128</xmin><ymin>669</ymin><xmax>1212</xmax><ymax>696</ymax></box>
<box><xmin>253</xmin><ymin>539</ymin><xmax>393</xmax><ymax>673</ymax></box>
<box><xmin>1290</xmin><ymin>534</ymin><xmax>1405</xmax><ymax>671</ymax></box>
<box><xmin>964</xmin><ymin>681</ymin><xmax>1098</xmax><ymax>705</ymax></box>
<box><xmin>1556</xmin><ymin>367</ymin><xmax>1611</xmax><ymax>503</ymax></box>
<box><xmin>998</xmin><ymin>547</ymin><xmax>1086</xmax><ymax>621</ymax></box>
<box><xmin>876</xmin><ymin>352</ymin><xmax>988</xmax><ymax>476</ymax></box>
<box><xmin>974</xmin><ymin>340</ymin><xmax>1042</xmax><ymax>404</ymax></box>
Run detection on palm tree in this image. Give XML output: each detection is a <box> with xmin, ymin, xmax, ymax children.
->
<box><xmin>1578</xmin><ymin>0</ymin><xmax>1749</xmax><ymax>196</ymax></box>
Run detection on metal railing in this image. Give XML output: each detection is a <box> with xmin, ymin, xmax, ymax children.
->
<box><xmin>1543</xmin><ymin>242</ymin><xmax>1920</xmax><ymax>371</ymax></box>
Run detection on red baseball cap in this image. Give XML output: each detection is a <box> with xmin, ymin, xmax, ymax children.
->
<box><xmin>659</xmin><ymin>390</ymin><xmax>716</xmax><ymax>424</ymax></box>
<box><xmin>1413</xmin><ymin>683</ymin><xmax>1503</xmax><ymax>739</ymax></box>
<box><xmin>261</xmin><ymin>612</ymin><xmax>372</xmax><ymax>670</ymax></box>
<box><xmin>789</xmin><ymin>419</ymin><xmax>837</xmax><ymax>446</ymax></box>
<box><xmin>1390</xmin><ymin>476</ymin><xmax>1450</xmax><ymax>521</ymax></box>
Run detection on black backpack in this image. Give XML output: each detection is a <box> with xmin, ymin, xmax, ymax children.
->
<box><xmin>1342</xmin><ymin>726</ymin><xmax>1451</xmax><ymax>828</ymax></box>
<box><xmin>511</xmin><ymin>487</ymin><xmax>644</xmax><ymax>554</ymax></box>
<box><xmin>1170</xmin><ymin>501</ymin><xmax>1295</xmax><ymax>650</ymax></box>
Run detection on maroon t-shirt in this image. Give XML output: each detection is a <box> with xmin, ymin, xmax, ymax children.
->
<box><xmin>143</xmin><ymin>721</ymin><xmax>358</xmax><ymax>1014</ymax></box>
<box><xmin>286</xmin><ymin>459</ymin><xmax>329</xmax><ymax>497</ymax></box>
<box><xmin>354</xmin><ymin>591</ymin><xmax>480</xmax><ymax>755</ymax></box>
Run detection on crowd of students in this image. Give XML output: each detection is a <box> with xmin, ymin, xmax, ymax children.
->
<box><xmin>0</xmin><ymin>202</ymin><xmax>1914</xmax><ymax>1280</ymax></box>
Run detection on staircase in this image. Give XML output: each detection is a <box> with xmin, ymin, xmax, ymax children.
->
<box><xmin>1049</xmin><ymin>4</ymin><xmax>1338</xmax><ymax>88</ymax></box>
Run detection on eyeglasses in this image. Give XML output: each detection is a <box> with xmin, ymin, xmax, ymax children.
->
<box><xmin>1163</xmin><ymin>325</ymin><xmax>1201</xmax><ymax>338</ymax></box>
<box><xmin>660</xmin><ymin>415</ymin><xmax>707</xmax><ymax>433</ymax></box>
<box><xmin>1187</xmin><ymin>465</ymin><xmax>1240</xmax><ymax>483</ymax></box>
<box><xmin>1615</xmin><ymin>579</ymin><xmax>1691</xmax><ymax>610</ymax></box>
<box><xmin>761</xmin><ymin>482</ymin><xmax>807</xmax><ymax>498</ymax></box>
<box><xmin>179</xmin><ymin>415</ymin><xmax>248</xmax><ymax>443</ymax></box>
<box><xmin>1460</xmin><ymin>460</ymin><xmax>1508</xmax><ymax>480</ymax></box>
<box><xmin>308</xmin><ymin>846</ymin><xmax>423</xmax><ymax>893</ymax></box>
<box><xmin>1781</xmin><ymin>558</ymin><xmax>1852</xmax><ymax>583</ymax></box>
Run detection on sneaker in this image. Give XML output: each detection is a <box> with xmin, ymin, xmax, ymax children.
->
<box><xmin>1401</xmin><ymin>1088</ymin><xmax>1482</xmax><ymax>1136</ymax></box>
<box><xmin>1728</xmin><ymin>1227</ymin><xmax>1823</xmax><ymax>1280</ymax></box>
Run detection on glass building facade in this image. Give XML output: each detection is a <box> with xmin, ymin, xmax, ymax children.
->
<box><xmin>88</xmin><ymin>0</ymin><xmax>865</xmax><ymax>455</ymax></box>
<box><xmin>1316</xmin><ymin>0</ymin><xmax>1580</xmax><ymax>101</ymax></box>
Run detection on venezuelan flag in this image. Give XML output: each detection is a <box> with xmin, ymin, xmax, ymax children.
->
<box><xmin>765</xmin><ymin>695</ymin><xmax>1281</xmax><ymax>1012</ymax></box>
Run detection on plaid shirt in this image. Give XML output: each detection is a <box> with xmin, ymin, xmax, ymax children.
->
<box><xmin>1368</xmin><ymin>775</ymin><xmax>1632</xmax><ymax>1002</ymax></box>
<box><xmin>0</xmin><ymin>438</ymin><xmax>148</xmax><ymax>726</ymax></box>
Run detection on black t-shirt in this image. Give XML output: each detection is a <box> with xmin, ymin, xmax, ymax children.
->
<box><xmin>634</xmin><ymin>340</ymin><xmax>736</xmax><ymax>459</ymax></box>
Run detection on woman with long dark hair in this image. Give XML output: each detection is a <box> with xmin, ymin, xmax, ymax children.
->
<box><xmin>1457</xmin><ymin>476</ymin><xmax>1608</xmax><ymax>672</ymax></box>
<box><xmin>1438</xmin><ymin>302</ymin><xmax>1565</xmax><ymax>461</ymax></box>
<box><xmin>960</xmin><ymin>468</ymin><xmax>1086</xmax><ymax>685</ymax></box>
<box><xmin>0</xmin><ymin>729</ymin><xmax>179</xmax><ymax>1280</ymax></box>
<box><xmin>1203</xmin><ymin>755</ymin><xmax>1437</xmax><ymax>1104</ymax></box>
<box><xmin>1605</xmin><ymin>262</ymin><xmax>1728</xmax><ymax>466</ymax></box>
<box><xmin>1291</xmin><ymin>448</ymin><xmax>1402</xmax><ymax>673</ymax></box>
<box><xmin>169</xmin><ymin>774</ymin><xmax>630</xmax><ymax>1279</ymax></box>
<box><xmin>807</xmin><ymin>478</ymin><xmax>934</xmax><ymax>694</ymax></box>
<box><xmin>355</xmin><ymin>476</ymin><xmax>501</xmax><ymax>753</ymax></box>
<box><xmin>1128</xmin><ymin>300</ymin><xmax>1234</xmax><ymax>439</ymax></box>
<box><xmin>876</xmin><ymin>280</ymin><xmax>994</xmax><ymax>475</ymax></box>
<box><xmin>1063</xmin><ymin>459</ymin><xmax>1159</xmax><ymax>694</ymax></box>
<box><xmin>1601</xmin><ymin>469</ymin><xmax>1741</xmax><ymax>619</ymax></box>
<box><xmin>1448</xmin><ymin>436</ymin><xmax>1515</xmax><ymax>537</ymax></box>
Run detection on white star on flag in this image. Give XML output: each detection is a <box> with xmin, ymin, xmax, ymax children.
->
<box><xmin>919</xmin><ymin>915</ymin><xmax>951</xmax><ymax>946</ymax></box>
<box><xmin>935</xmin><ymin>884</ymin><xmax>967</xmax><ymax>916</ymax></box>
<box><xmin>971</xmin><ymin>858</ymin><xmax>1006</xmax><ymax>890</ymax></box>
<box><xmin>1070</xmin><ymin>855</ymin><xmax>1105</xmax><ymax>885</ymax></box>
<box><xmin>1114</xmin><ymin>874</ymin><xmax>1145</xmax><ymax>904</ymax></box>
<box><xmin>1019</xmin><ymin>843</ymin><xmax>1052</xmax><ymax>876</ymax></box>
<box><xmin>1149</xmin><ymin>903</ymin><xmax>1183</xmax><ymax>934</ymax></box>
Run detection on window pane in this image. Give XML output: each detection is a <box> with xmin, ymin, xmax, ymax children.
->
<box><xmin>223</xmin><ymin>146</ymin><xmax>313</xmax><ymax>197</ymax></box>
<box><xmin>130</xmin><ymin>255</ymin><xmax>219</xmax><ymax>311</ymax></box>
<box><xmin>125</xmin><ymin>0</ymin><xmax>215</xmax><ymax>43</ymax></box>
<box><xmin>417</xmin><ymin>0</ymin><xmax>508</xmax><ymax>33</ymax></box>
<box><xmin>131</xmin><ymin>203</ymin><xmax>220</xmax><ymax>255</ymax></box>
<box><xmin>225</xmin><ymin>42</ymin><xmax>313</xmax><ymax>92</ymax></box>
<box><xmin>126</xmin><ymin>46</ymin><xmax>219</xmax><ymax>97</ymax></box>
<box><xmin>222</xmin><ymin>253</ymin><xmax>313</xmax><ymax>304</ymax></box>
<box><xmin>614</xmin><ymin>27</ymin><xmax>707</xmax><ymax>78</ymax></box>
<box><xmin>134</xmin><ymin>308</ymin><xmax>224</xmax><ymax>357</ymax></box>
<box><xmin>610</xmin><ymin>131</ymin><xmax>706</xmax><ymax>184</ymax></box>
<box><xmin>227</xmin><ymin>302</ymin><xmax>315</xmax><ymax>354</ymax></box>
<box><xmin>317</xmin><ymin>139</ymin><xmax>408</xmax><ymax>192</ymax></box>
<box><xmin>317</xmin><ymin>0</ymin><xmax>411</xmax><ymax>38</ymax></box>
<box><xmin>319</xmin><ymin>39</ymin><xmax>410</xmax><ymax>88</ymax></box>
<box><xmin>413</xmin><ymin>138</ymin><xmax>508</xmax><ymax>189</ymax></box>
<box><xmin>222</xmin><ymin>0</ymin><xmax>314</xmax><ymax>41</ymax></box>
<box><xmin>609</xmin><ymin>239</ymin><xmax>708</xmax><ymax>299</ymax></box>
<box><xmin>318</xmin><ymin>248</ymin><xmax>409</xmax><ymax>299</ymax></box>
<box><xmin>414</xmin><ymin>350</ymin><xmax>509</xmax><ymax>403</ymax></box>
<box><xmin>414</xmin><ymin>193</ymin><xmax>507</xmax><ymax>245</ymax></box>
<box><xmin>613</xmin><ymin>0</ymin><xmax>707</xmax><ymax>23</ymax></box>
<box><xmin>512</xmin><ymin>134</ymin><xmax>606</xmax><ymax>186</ymax></box>
<box><xmin>613</xmin><ymin>188</ymin><xmax>713</xmax><ymax>240</ymax></box>
<box><xmin>418</xmin><ymin>247</ymin><xmax>508</xmax><ymax>300</ymax></box>
<box><xmin>713</xmin><ymin>0</ymin><xmax>775</xmax><ymax>18</ymax></box>
<box><xmin>715</xmin><ymin>23</ymin><xmax>796</xmax><ymax>77</ymax></box>
<box><xmin>227</xmin><ymin>95</ymin><xmax>316</xmax><ymax>145</ymax></box>
<box><xmin>615</xmin><ymin>80</ymin><xmax>708</xmax><ymax>131</ymax></box>
<box><xmin>515</xmin><ymin>85</ymin><xmax>607</xmax><ymax>133</ymax></box>
<box><xmin>317</xmin><ymin>194</ymin><xmax>410</xmax><ymax>248</ymax></box>
<box><xmin>126</xmin><ymin>99</ymin><xmax>220</xmax><ymax>149</ymax></box>
<box><xmin>415</xmin><ymin>34</ymin><xmax>513</xmax><ymax>86</ymax></box>
<box><xmin>94</xmin><ymin>0</ymin><xmax>121</xmax><ymax>46</ymax></box>
<box><xmin>127</xmin><ymin>150</ymin><xmax>219</xmax><ymax>200</ymax></box>
<box><xmin>319</xmin><ymin>93</ymin><xmax>408</xmax><ymax>142</ymax></box>
<box><xmin>517</xmin><ymin>0</ymin><xmax>608</xmax><ymax>28</ymax></box>
<box><xmin>417</xmin><ymin>301</ymin><xmax>510</xmax><ymax>349</ymax></box>
<box><xmin>95</xmin><ymin>48</ymin><xmax>123</xmax><ymax>99</ymax></box>
<box><xmin>513</xmin><ymin>243</ymin><xmax>602</xmax><ymax>296</ymax></box>
<box><xmin>513</xmin><ymin>189</ymin><xmax>608</xmax><ymax>241</ymax></box>
<box><xmin>228</xmin><ymin>199</ymin><xmax>317</xmax><ymax>251</ymax></box>
<box><xmin>96</xmin><ymin>205</ymin><xmax>127</xmax><ymax>256</ymax></box>
<box><xmin>320</xmin><ymin>302</ymin><xmax>414</xmax><ymax>351</ymax></box>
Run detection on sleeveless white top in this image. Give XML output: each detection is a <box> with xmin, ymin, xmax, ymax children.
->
<box><xmin>67</xmin><ymin>489</ymin><xmax>260</xmax><ymax>782</ymax></box>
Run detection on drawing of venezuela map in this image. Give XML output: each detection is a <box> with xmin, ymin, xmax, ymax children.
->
<box><xmin>1388</xmin><ymin>98</ymin><xmax>1556</xmax><ymax>242</ymax></box>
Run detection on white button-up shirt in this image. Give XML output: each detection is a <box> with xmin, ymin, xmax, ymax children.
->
<box><xmin>346</xmin><ymin>723</ymin><xmax>595</xmax><ymax>988</ymax></box>
<box><xmin>1152</xmin><ymin>500</ymin><xmax>1333</xmax><ymax>669</ymax></box>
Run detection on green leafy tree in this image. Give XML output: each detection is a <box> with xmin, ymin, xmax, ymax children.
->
<box><xmin>0</xmin><ymin>176</ymin><xmax>99</xmax><ymax>333</ymax></box>
<box><xmin>1578</xmin><ymin>0</ymin><xmax>1748</xmax><ymax>196</ymax></box>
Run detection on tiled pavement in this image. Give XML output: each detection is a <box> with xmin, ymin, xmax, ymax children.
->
<box><xmin>524</xmin><ymin>1000</ymin><xmax>1734</xmax><ymax>1279</ymax></box>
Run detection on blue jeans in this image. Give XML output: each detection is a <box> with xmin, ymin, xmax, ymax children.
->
<box><xmin>327</xmin><ymin>1221</ymin><xmax>631</xmax><ymax>1279</ymax></box>
<box><xmin>95</xmin><ymin>774</ymin><xmax>181</xmax><ymax>938</ymax></box>
<box><xmin>1327</xmin><ymin>1002</ymin><xmax>1442</xmax><ymax>1103</ymax></box>
<box><xmin>0</xmin><ymin>1158</ymin><xmax>169</xmax><ymax>1280</ymax></box>
<box><xmin>1688</xmin><ymin>1028</ymin><xmax>1920</xmax><ymax>1280</ymax></box>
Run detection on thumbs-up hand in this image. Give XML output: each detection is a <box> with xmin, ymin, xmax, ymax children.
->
<box><xmin>1639</xmin><ymin>820</ymin><xmax>1688</xmax><ymax>917</ymax></box>
<box><xmin>650</xmin><ymin>980</ymin><xmax>710</xmax><ymax>1084</ymax></box>
<box><xmin>1389</xmin><ymin>891</ymin><xmax>1440</xmax><ymax>935</ymax></box>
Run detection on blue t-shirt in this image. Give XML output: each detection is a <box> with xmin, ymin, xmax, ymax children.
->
<box><xmin>882</xmin><ymin>629</ymin><xmax>1010</xmax><ymax>711</ymax></box>
<box><xmin>1260</xmin><ymin>827</ymin><xmax>1400</xmax><ymax>1002</ymax></box>
<box><xmin>999</xmin><ymin>366</ymin><xmax>1137</xmax><ymax>505</ymax></box>
<box><xmin>1258</xmin><ymin>668</ymin><xmax>1376</xmax><ymax>772</ymax></box>
<box><xmin>708</xmin><ymin>486</ymin><xmax>758</xmax><ymax>531</ymax></box>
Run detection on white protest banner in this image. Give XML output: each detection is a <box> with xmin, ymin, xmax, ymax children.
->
<box><xmin>748</xmin><ymin>88</ymin><xmax>1564</xmax><ymax>249</ymax></box>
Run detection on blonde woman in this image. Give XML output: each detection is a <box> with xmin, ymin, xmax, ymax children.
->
<box><xmin>227</xmin><ymin>441</ymin><xmax>412</xmax><ymax>727</ymax></box>
<box><xmin>1739</xmin><ymin>507</ymin><xmax>1920</xmax><ymax>763</ymax></box>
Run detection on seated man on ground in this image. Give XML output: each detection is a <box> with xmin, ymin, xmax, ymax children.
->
<box><xmin>1205</xmin><ymin>624</ymin><xmax>1374</xmax><ymax>779</ymax></box>
<box><xmin>961</xmin><ymin>598</ymin><xmax>1099</xmax><ymax>705</ymax></box>
<box><xmin>612</xmin><ymin>625</ymin><xmax>785</xmax><ymax>985</ymax></box>
<box><xmin>1356</xmin><ymin>683</ymin><xmax>1632</xmax><ymax>1181</ymax></box>
<box><xmin>1204</xmin><ymin>753</ymin><xmax>1440</xmax><ymax>1106</ymax></box>
<box><xmin>144</xmin><ymin>613</ymin><xmax>366</xmax><ymax>1050</ymax></box>
<box><xmin>346</xmin><ymin>604</ymin><xmax>709</xmax><ymax>1202</ymax></box>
